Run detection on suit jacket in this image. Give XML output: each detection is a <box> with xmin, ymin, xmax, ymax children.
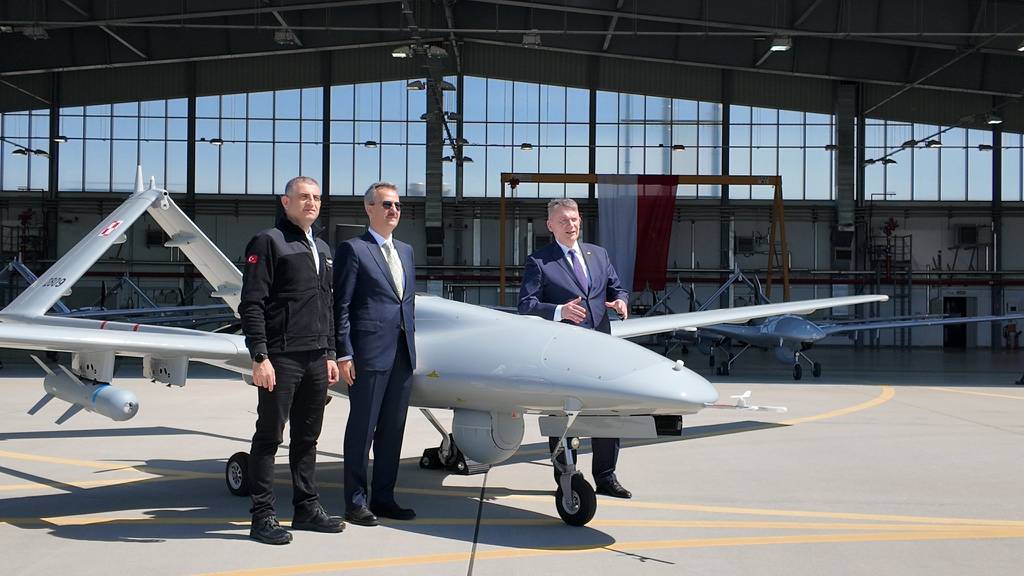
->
<box><xmin>518</xmin><ymin>241</ymin><xmax>629</xmax><ymax>335</ymax></box>
<box><xmin>333</xmin><ymin>231</ymin><xmax>416</xmax><ymax>371</ymax></box>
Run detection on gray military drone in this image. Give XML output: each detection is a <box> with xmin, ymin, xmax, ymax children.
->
<box><xmin>0</xmin><ymin>169</ymin><xmax>887</xmax><ymax>526</ymax></box>
<box><xmin>664</xmin><ymin>269</ymin><xmax>1022</xmax><ymax>380</ymax></box>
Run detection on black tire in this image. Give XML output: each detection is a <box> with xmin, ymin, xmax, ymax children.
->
<box><xmin>226</xmin><ymin>452</ymin><xmax>250</xmax><ymax>497</ymax></box>
<box><xmin>793</xmin><ymin>364</ymin><xmax>803</xmax><ymax>380</ymax></box>
<box><xmin>555</xmin><ymin>474</ymin><xmax>597</xmax><ymax>527</ymax></box>
<box><xmin>419</xmin><ymin>448</ymin><xmax>443</xmax><ymax>469</ymax></box>
<box><xmin>812</xmin><ymin>362</ymin><xmax>822</xmax><ymax>378</ymax></box>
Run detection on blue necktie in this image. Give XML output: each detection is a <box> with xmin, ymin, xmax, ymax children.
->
<box><xmin>568</xmin><ymin>249</ymin><xmax>589</xmax><ymax>294</ymax></box>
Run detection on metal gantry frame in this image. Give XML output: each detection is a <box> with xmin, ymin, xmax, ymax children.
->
<box><xmin>497</xmin><ymin>172</ymin><xmax>789</xmax><ymax>305</ymax></box>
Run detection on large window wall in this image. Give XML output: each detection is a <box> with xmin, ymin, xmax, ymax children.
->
<box><xmin>729</xmin><ymin>106</ymin><xmax>835</xmax><ymax>200</ymax></box>
<box><xmin>58</xmin><ymin>100</ymin><xmax>187</xmax><ymax>192</ymax></box>
<box><xmin>596</xmin><ymin>92</ymin><xmax>723</xmax><ymax>197</ymax></box>
<box><xmin>863</xmin><ymin>119</ymin><xmax>997</xmax><ymax>201</ymax></box>
<box><xmin>1003</xmin><ymin>132</ymin><xmax>1023</xmax><ymax>201</ymax></box>
<box><xmin>330</xmin><ymin>80</ymin><xmax>426</xmax><ymax>197</ymax></box>
<box><xmin>462</xmin><ymin>76</ymin><xmax>590</xmax><ymax>198</ymax></box>
<box><xmin>195</xmin><ymin>88</ymin><xmax>323</xmax><ymax>195</ymax></box>
<box><xmin>1</xmin><ymin>109</ymin><xmax>49</xmax><ymax>192</ymax></box>
<box><xmin>3</xmin><ymin>74</ymin><xmax>1019</xmax><ymax>205</ymax></box>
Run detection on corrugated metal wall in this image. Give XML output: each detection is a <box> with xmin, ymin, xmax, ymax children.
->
<box><xmin>1</xmin><ymin>42</ymin><xmax>1021</xmax><ymax>133</ymax></box>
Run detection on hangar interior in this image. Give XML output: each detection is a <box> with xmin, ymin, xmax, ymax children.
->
<box><xmin>2</xmin><ymin>0</ymin><xmax>1024</xmax><ymax>350</ymax></box>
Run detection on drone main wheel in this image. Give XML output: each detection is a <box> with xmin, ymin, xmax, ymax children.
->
<box><xmin>555</xmin><ymin>473</ymin><xmax>597</xmax><ymax>527</ymax></box>
<box><xmin>812</xmin><ymin>362</ymin><xmax>822</xmax><ymax>378</ymax></box>
<box><xmin>793</xmin><ymin>363</ymin><xmax>803</xmax><ymax>380</ymax></box>
<box><xmin>226</xmin><ymin>452</ymin><xmax>250</xmax><ymax>497</ymax></box>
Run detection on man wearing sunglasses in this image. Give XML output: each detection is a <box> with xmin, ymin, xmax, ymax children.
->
<box><xmin>333</xmin><ymin>181</ymin><xmax>417</xmax><ymax>527</ymax></box>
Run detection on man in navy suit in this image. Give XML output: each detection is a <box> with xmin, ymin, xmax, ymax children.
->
<box><xmin>334</xmin><ymin>181</ymin><xmax>417</xmax><ymax>526</ymax></box>
<box><xmin>518</xmin><ymin>198</ymin><xmax>633</xmax><ymax>499</ymax></box>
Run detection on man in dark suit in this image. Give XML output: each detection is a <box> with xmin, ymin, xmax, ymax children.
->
<box><xmin>518</xmin><ymin>198</ymin><xmax>633</xmax><ymax>499</ymax></box>
<box><xmin>334</xmin><ymin>181</ymin><xmax>417</xmax><ymax>526</ymax></box>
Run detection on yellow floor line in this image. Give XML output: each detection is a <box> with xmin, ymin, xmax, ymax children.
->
<box><xmin>192</xmin><ymin>529</ymin><xmax>1024</xmax><ymax>576</ymax></box>
<box><xmin>0</xmin><ymin>515</ymin><xmax>1011</xmax><ymax>531</ymax></box>
<box><xmin>925</xmin><ymin>387</ymin><xmax>1024</xmax><ymax>401</ymax></box>
<box><xmin>781</xmin><ymin>385</ymin><xmax>894</xmax><ymax>425</ymax></box>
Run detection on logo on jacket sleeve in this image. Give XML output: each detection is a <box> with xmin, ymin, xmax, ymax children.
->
<box><xmin>247</xmin><ymin>254</ymin><xmax>259</xmax><ymax>264</ymax></box>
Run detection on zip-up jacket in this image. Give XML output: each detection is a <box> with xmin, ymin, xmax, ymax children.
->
<box><xmin>240</xmin><ymin>216</ymin><xmax>336</xmax><ymax>360</ymax></box>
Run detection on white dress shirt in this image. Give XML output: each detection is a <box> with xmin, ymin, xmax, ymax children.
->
<box><xmin>553</xmin><ymin>240</ymin><xmax>588</xmax><ymax>323</ymax></box>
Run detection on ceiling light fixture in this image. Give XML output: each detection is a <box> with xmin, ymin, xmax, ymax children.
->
<box><xmin>437</xmin><ymin>80</ymin><xmax>456</xmax><ymax>91</ymax></box>
<box><xmin>209</xmin><ymin>137</ymin><xmax>224</xmax><ymax>146</ymax></box>
<box><xmin>11</xmin><ymin>148</ymin><xmax>28</xmax><ymax>156</ymax></box>
<box><xmin>445</xmin><ymin>111</ymin><xmax>460</xmax><ymax>121</ymax></box>
<box><xmin>273</xmin><ymin>29</ymin><xmax>298</xmax><ymax>46</ymax></box>
<box><xmin>978</xmin><ymin>143</ymin><xmax>994</xmax><ymax>151</ymax></box>
<box><xmin>863</xmin><ymin>158</ymin><xmax>877</xmax><ymax>165</ymax></box>
<box><xmin>461</xmin><ymin>156</ymin><xmax>474</xmax><ymax>164</ymax></box>
<box><xmin>901</xmin><ymin>139</ymin><xmax>918</xmax><ymax>148</ymax></box>
<box><xmin>22</xmin><ymin>25</ymin><xmax>48</xmax><ymax>40</ymax></box>
<box><xmin>880</xmin><ymin>158</ymin><xmax>897</xmax><ymax>165</ymax></box>
<box><xmin>671</xmin><ymin>144</ymin><xmax>686</xmax><ymax>152</ymax></box>
<box><xmin>406</xmin><ymin>80</ymin><xmax>425</xmax><ymax>91</ymax></box>
<box><xmin>1017</xmin><ymin>39</ymin><xmax>1024</xmax><ymax>52</ymax></box>
<box><xmin>426</xmin><ymin>45</ymin><xmax>448</xmax><ymax>59</ymax></box>
<box><xmin>520</xmin><ymin>142</ymin><xmax>533</xmax><ymax>151</ymax></box>
<box><xmin>522</xmin><ymin>30</ymin><xmax>541</xmax><ymax>48</ymax></box>
<box><xmin>925</xmin><ymin>139</ymin><xmax>942</xmax><ymax>148</ymax></box>
<box><xmin>986</xmin><ymin>113</ymin><xmax>1003</xmax><ymax>125</ymax></box>
<box><xmin>52</xmin><ymin>135</ymin><xmax>68</xmax><ymax>143</ymax></box>
<box><xmin>391</xmin><ymin>46</ymin><xmax>412</xmax><ymax>58</ymax></box>
<box><xmin>364</xmin><ymin>140</ymin><xmax>378</xmax><ymax>148</ymax></box>
<box><xmin>769</xmin><ymin>36</ymin><xmax>792</xmax><ymax>52</ymax></box>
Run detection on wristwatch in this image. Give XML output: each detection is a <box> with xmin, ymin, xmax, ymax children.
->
<box><xmin>253</xmin><ymin>352</ymin><xmax>268</xmax><ymax>363</ymax></box>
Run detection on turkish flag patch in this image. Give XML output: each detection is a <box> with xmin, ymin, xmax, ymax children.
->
<box><xmin>247</xmin><ymin>254</ymin><xmax>259</xmax><ymax>264</ymax></box>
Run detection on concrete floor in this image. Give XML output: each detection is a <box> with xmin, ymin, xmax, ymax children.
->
<box><xmin>1</xmin><ymin>348</ymin><xmax>1022</xmax><ymax>575</ymax></box>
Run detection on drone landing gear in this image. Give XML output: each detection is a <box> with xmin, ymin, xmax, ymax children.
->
<box><xmin>716</xmin><ymin>345</ymin><xmax>751</xmax><ymax>376</ymax></box>
<box><xmin>551</xmin><ymin>411</ymin><xmax>596</xmax><ymax>527</ymax></box>
<box><xmin>793</xmin><ymin>351</ymin><xmax>822</xmax><ymax>380</ymax></box>
<box><xmin>418</xmin><ymin>409</ymin><xmax>489</xmax><ymax>475</ymax></box>
<box><xmin>225</xmin><ymin>451</ymin><xmax>250</xmax><ymax>496</ymax></box>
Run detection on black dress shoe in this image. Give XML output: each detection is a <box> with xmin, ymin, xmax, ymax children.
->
<box><xmin>595</xmin><ymin>479</ymin><xmax>632</xmax><ymax>499</ymax></box>
<box><xmin>370</xmin><ymin>501</ymin><xmax>416</xmax><ymax>521</ymax></box>
<box><xmin>250</xmin><ymin>514</ymin><xmax>293</xmax><ymax>545</ymax></box>
<box><xmin>293</xmin><ymin>503</ymin><xmax>346</xmax><ymax>533</ymax></box>
<box><xmin>344</xmin><ymin>506</ymin><xmax>380</xmax><ymax>527</ymax></box>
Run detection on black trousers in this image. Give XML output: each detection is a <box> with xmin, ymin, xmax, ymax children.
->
<box><xmin>548</xmin><ymin>436</ymin><xmax>621</xmax><ymax>484</ymax></box>
<box><xmin>249</xmin><ymin>349</ymin><xmax>329</xmax><ymax>518</ymax></box>
<box><xmin>343</xmin><ymin>336</ymin><xmax>413</xmax><ymax>511</ymax></box>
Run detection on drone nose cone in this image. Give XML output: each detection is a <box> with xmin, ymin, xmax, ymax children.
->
<box><xmin>632</xmin><ymin>360</ymin><xmax>718</xmax><ymax>412</ymax></box>
<box><xmin>684</xmin><ymin>374</ymin><xmax>719</xmax><ymax>406</ymax></box>
<box><xmin>779</xmin><ymin>316</ymin><xmax>826</xmax><ymax>342</ymax></box>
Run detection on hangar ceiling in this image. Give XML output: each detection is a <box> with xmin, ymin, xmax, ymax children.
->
<box><xmin>1</xmin><ymin>0</ymin><xmax>1023</xmax><ymax>126</ymax></box>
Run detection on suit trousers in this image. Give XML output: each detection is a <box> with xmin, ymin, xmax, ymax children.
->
<box><xmin>249</xmin><ymin>349</ymin><xmax>329</xmax><ymax>518</ymax></box>
<box><xmin>547</xmin><ymin>436</ymin><xmax>621</xmax><ymax>484</ymax></box>
<box><xmin>343</xmin><ymin>335</ymin><xmax>413</xmax><ymax>511</ymax></box>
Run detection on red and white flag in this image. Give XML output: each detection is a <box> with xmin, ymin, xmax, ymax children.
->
<box><xmin>597</xmin><ymin>175</ymin><xmax>677</xmax><ymax>292</ymax></box>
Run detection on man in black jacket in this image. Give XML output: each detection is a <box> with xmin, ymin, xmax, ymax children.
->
<box><xmin>239</xmin><ymin>176</ymin><xmax>345</xmax><ymax>545</ymax></box>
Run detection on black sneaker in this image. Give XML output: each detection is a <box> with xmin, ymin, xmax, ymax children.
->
<box><xmin>250</xmin><ymin>514</ymin><xmax>292</xmax><ymax>545</ymax></box>
<box><xmin>293</xmin><ymin>503</ymin><xmax>346</xmax><ymax>533</ymax></box>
